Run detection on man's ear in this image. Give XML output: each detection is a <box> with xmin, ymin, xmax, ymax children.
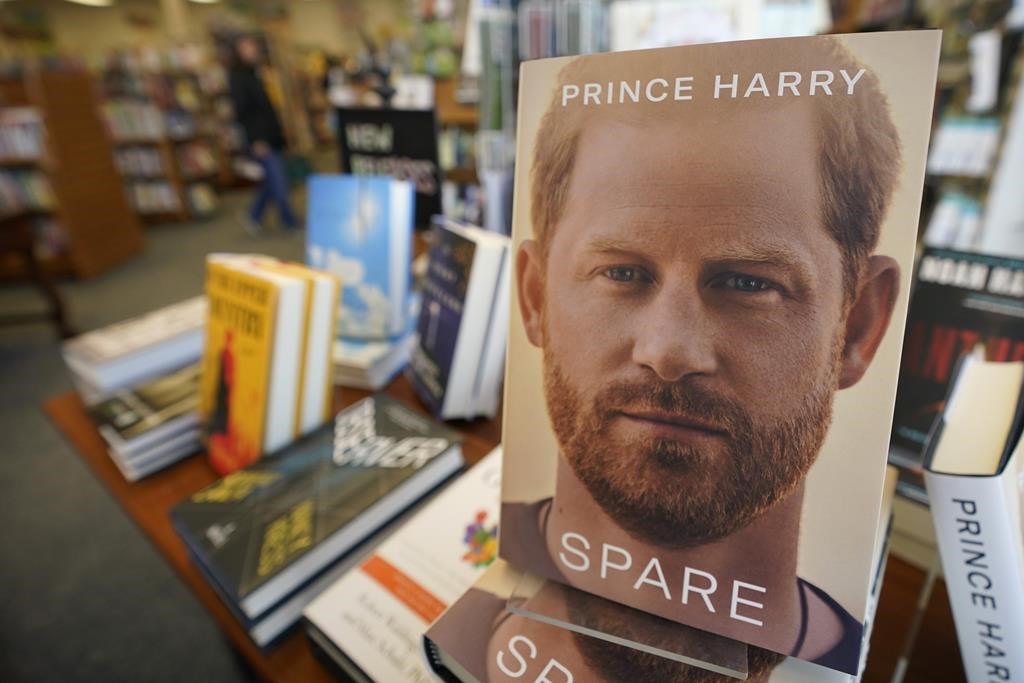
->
<box><xmin>838</xmin><ymin>255</ymin><xmax>901</xmax><ymax>389</ymax></box>
<box><xmin>517</xmin><ymin>239</ymin><xmax>545</xmax><ymax>348</ymax></box>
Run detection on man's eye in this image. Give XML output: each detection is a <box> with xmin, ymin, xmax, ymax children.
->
<box><xmin>603</xmin><ymin>266</ymin><xmax>648</xmax><ymax>283</ymax></box>
<box><xmin>723</xmin><ymin>274</ymin><xmax>776</xmax><ymax>293</ymax></box>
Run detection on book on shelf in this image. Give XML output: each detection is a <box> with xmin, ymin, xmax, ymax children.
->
<box><xmin>0</xmin><ymin>170</ymin><xmax>55</xmax><ymax>212</ymax></box>
<box><xmin>0</xmin><ymin>107</ymin><xmax>44</xmax><ymax>160</ymax></box>
<box><xmin>304</xmin><ymin>446</ymin><xmax>502</xmax><ymax>682</ymax></box>
<box><xmin>89</xmin><ymin>363</ymin><xmax>200</xmax><ymax>481</ymax></box>
<box><xmin>171</xmin><ymin>395</ymin><xmax>464</xmax><ymax>645</ymax></box>
<box><xmin>923</xmin><ymin>354</ymin><xmax>1024</xmax><ymax>683</ymax></box>
<box><xmin>200</xmin><ymin>254</ymin><xmax>336</xmax><ymax>475</ymax></box>
<box><xmin>62</xmin><ymin>295</ymin><xmax>206</xmax><ymax>401</ymax></box>
<box><xmin>408</xmin><ymin>217</ymin><xmax>510</xmax><ymax>420</ymax></box>
<box><xmin>306</xmin><ymin>173</ymin><xmax>415</xmax><ymax>339</ymax></box>
<box><xmin>889</xmin><ymin>247</ymin><xmax>1024</xmax><ymax>502</ymax></box>
<box><xmin>497</xmin><ymin>31</ymin><xmax>938</xmax><ymax>676</ymax></box>
<box><xmin>977</xmin><ymin>67</ymin><xmax>1024</xmax><ymax>258</ymax></box>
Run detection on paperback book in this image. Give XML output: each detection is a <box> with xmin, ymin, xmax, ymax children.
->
<box><xmin>171</xmin><ymin>394</ymin><xmax>464</xmax><ymax>630</ymax></box>
<box><xmin>408</xmin><ymin>218</ymin><xmax>510</xmax><ymax>420</ymax></box>
<box><xmin>499</xmin><ymin>32</ymin><xmax>939</xmax><ymax>674</ymax></box>
<box><xmin>304</xmin><ymin>446</ymin><xmax>502</xmax><ymax>683</ymax></box>
<box><xmin>306</xmin><ymin>174</ymin><xmax>415</xmax><ymax>339</ymax></box>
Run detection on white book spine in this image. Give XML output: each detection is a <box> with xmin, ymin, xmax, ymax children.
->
<box><xmin>925</xmin><ymin>465</ymin><xmax>1024</xmax><ymax>683</ymax></box>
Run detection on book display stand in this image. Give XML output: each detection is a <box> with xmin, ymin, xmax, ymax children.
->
<box><xmin>507</xmin><ymin>571</ymin><xmax>749</xmax><ymax>679</ymax></box>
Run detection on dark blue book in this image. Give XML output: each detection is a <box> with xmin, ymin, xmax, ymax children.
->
<box><xmin>408</xmin><ymin>218</ymin><xmax>510</xmax><ymax>420</ymax></box>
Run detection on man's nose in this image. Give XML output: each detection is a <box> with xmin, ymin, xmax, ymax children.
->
<box><xmin>631</xmin><ymin>285</ymin><xmax>718</xmax><ymax>383</ymax></box>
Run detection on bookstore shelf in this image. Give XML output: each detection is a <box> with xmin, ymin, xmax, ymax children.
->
<box><xmin>0</xmin><ymin>68</ymin><xmax>142</xmax><ymax>279</ymax></box>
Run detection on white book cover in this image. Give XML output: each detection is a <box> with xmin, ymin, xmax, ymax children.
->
<box><xmin>63</xmin><ymin>296</ymin><xmax>206</xmax><ymax>366</ymax></box>
<box><xmin>304</xmin><ymin>447</ymin><xmax>503</xmax><ymax>683</ymax></box>
<box><xmin>924</xmin><ymin>356</ymin><xmax>1024</xmax><ymax>683</ymax></box>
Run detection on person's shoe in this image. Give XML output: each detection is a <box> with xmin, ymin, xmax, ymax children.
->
<box><xmin>243</xmin><ymin>216</ymin><xmax>263</xmax><ymax>237</ymax></box>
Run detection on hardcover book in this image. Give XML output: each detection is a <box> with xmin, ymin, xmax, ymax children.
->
<box><xmin>199</xmin><ymin>256</ymin><xmax>307</xmax><ymax>474</ymax></box>
<box><xmin>172</xmin><ymin>395</ymin><xmax>464</xmax><ymax>622</ymax></box>
<box><xmin>923</xmin><ymin>356</ymin><xmax>1024</xmax><ymax>683</ymax></box>
<box><xmin>890</xmin><ymin>247</ymin><xmax>1024</xmax><ymax>500</ymax></box>
<box><xmin>408</xmin><ymin>218</ymin><xmax>510</xmax><ymax>420</ymax></box>
<box><xmin>499</xmin><ymin>32</ymin><xmax>939</xmax><ymax>675</ymax></box>
<box><xmin>304</xmin><ymin>446</ymin><xmax>502</xmax><ymax>683</ymax></box>
<box><xmin>306</xmin><ymin>174</ymin><xmax>414</xmax><ymax>339</ymax></box>
<box><xmin>423</xmin><ymin>559</ymin><xmax>862</xmax><ymax>683</ymax></box>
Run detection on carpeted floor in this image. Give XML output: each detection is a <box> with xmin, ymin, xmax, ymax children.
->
<box><xmin>0</xmin><ymin>192</ymin><xmax>306</xmax><ymax>682</ymax></box>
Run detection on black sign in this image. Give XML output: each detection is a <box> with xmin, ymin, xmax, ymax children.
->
<box><xmin>336</xmin><ymin>107</ymin><xmax>441</xmax><ymax>227</ymax></box>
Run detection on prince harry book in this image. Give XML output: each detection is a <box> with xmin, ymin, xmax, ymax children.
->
<box><xmin>498</xmin><ymin>32</ymin><xmax>939</xmax><ymax>675</ymax></box>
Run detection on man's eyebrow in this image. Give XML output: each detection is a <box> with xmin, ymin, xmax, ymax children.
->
<box><xmin>584</xmin><ymin>237</ymin><xmax>653</xmax><ymax>255</ymax></box>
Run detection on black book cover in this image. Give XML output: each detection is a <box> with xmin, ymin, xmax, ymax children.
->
<box><xmin>892</xmin><ymin>248</ymin><xmax>1024</xmax><ymax>461</ymax></box>
<box><xmin>171</xmin><ymin>395</ymin><xmax>462</xmax><ymax>610</ymax></box>
<box><xmin>90</xmin><ymin>363</ymin><xmax>199</xmax><ymax>441</ymax></box>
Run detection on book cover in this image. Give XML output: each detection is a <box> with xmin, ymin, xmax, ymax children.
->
<box><xmin>923</xmin><ymin>356</ymin><xmax>1024</xmax><ymax>683</ymax></box>
<box><xmin>891</xmin><ymin>248</ymin><xmax>1024</xmax><ymax>473</ymax></box>
<box><xmin>172</xmin><ymin>395</ymin><xmax>463</xmax><ymax>618</ymax></box>
<box><xmin>63</xmin><ymin>296</ymin><xmax>206</xmax><ymax>367</ymax></box>
<box><xmin>424</xmin><ymin>559</ymin><xmax>856</xmax><ymax>683</ymax></box>
<box><xmin>91</xmin><ymin>363</ymin><xmax>199</xmax><ymax>444</ymax></box>
<box><xmin>306</xmin><ymin>174</ymin><xmax>413</xmax><ymax>339</ymax></box>
<box><xmin>408</xmin><ymin>224</ymin><xmax>477</xmax><ymax>415</ymax></box>
<box><xmin>199</xmin><ymin>260</ymin><xmax>280</xmax><ymax>474</ymax></box>
<box><xmin>499</xmin><ymin>32</ymin><xmax>939</xmax><ymax>675</ymax></box>
<box><xmin>304</xmin><ymin>447</ymin><xmax>502</xmax><ymax>683</ymax></box>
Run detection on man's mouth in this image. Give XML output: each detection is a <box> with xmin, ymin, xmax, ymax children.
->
<box><xmin>614</xmin><ymin>409</ymin><xmax>728</xmax><ymax>441</ymax></box>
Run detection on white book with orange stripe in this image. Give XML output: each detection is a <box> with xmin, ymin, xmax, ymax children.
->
<box><xmin>303</xmin><ymin>447</ymin><xmax>503</xmax><ymax>683</ymax></box>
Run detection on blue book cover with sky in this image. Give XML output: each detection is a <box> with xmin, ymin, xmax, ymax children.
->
<box><xmin>306</xmin><ymin>174</ymin><xmax>413</xmax><ymax>339</ymax></box>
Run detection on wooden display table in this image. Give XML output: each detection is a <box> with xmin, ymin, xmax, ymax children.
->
<box><xmin>43</xmin><ymin>378</ymin><xmax>961</xmax><ymax>683</ymax></box>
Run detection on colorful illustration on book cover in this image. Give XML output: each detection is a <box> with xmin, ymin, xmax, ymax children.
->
<box><xmin>462</xmin><ymin>510</ymin><xmax>498</xmax><ymax>568</ymax></box>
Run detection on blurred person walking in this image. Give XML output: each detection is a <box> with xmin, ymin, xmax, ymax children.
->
<box><xmin>228</xmin><ymin>35</ymin><xmax>299</xmax><ymax>234</ymax></box>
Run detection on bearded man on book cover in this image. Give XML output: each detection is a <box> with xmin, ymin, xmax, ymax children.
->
<box><xmin>499</xmin><ymin>32</ymin><xmax>939</xmax><ymax>676</ymax></box>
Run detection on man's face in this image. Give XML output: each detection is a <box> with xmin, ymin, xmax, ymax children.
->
<box><xmin>538</xmin><ymin>104</ymin><xmax>848</xmax><ymax>547</ymax></box>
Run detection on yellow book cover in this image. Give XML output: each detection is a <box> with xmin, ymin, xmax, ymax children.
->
<box><xmin>201</xmin><ymin>259</ymin><xmax>280</xmax><ymax>475</ymax></box>
<box><xmin>247</xmin><ymin>257</ymin><xmax>341</xmax><ymax>432</ymax></box>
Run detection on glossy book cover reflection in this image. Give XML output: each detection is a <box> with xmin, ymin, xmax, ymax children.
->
<box><xmin>498</xmin><ymin>31</ymin><xmax>941</xmax><ymax>675</ymax></box>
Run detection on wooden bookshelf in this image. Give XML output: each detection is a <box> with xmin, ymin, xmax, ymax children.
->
<box><xmin>0</xmin><ymin>69</ymin><xmax>143</xmax><ymax>278</ymax></box>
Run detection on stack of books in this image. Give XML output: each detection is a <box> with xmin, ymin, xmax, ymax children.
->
<box><xmin>200</xmin><ymin>254</ymin><xmax>339</xmax><ymax>475</ymax></box>
<box><xmin>62</xmin><ymin>296</ymin><xmax>206</xmax><ymax>403</ymax></box>
<box><xmin>171</xmin><ymin>395</ymin><xmax>464</xmax><ymax>648</ymax></box>
<box><xmin>408</xmin><ymin>217</ymin><xmax>510</xmax><ymax>420</ymax></box>
<box><xmin>331</xmin><ymin>333</ymin><xmax>419</xmax><ymax>391</ymax></box>
<box><xmin>89</xmin><ymin>364</ymin><xmax>201</xmax><ymax>481</ymax></box>
<box><xmin>306</xmin><ymin>174</ymin><xmax>417</xmax><ymax>390</ymax></box>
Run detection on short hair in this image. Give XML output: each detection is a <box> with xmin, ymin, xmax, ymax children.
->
<box><xmin>530</xmin><ymin>37</ymin><xmax>902</xmax><ymax>298</ymax></box>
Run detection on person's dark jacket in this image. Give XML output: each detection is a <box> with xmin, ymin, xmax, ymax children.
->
<box><xmin>228</xmin><ymin>64</ymin><xmax>286</xmax><ymax>151</ymax></box>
